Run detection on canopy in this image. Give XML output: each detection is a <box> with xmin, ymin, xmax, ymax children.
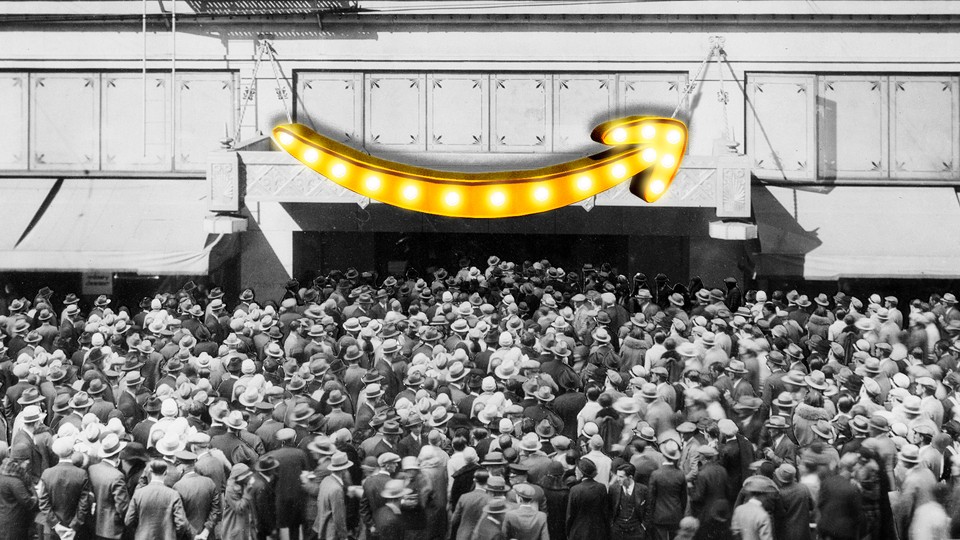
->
<box><xmin>755</xmin><ymin>184</ymin><xmax>960</xmax><ymax>280</ymax></box>
<box><xmin>0</xmin><ymin>178</ymin><xmax>217</xmax><ymax>275</ymax></box>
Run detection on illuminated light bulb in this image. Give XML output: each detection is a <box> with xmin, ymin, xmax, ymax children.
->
<box><xmin>649</xmin><ymin>179</ymin><xmax>666</xmax><ymax>195</ymax></box>
<box><xmin>364</xmin><ymin>175</ymin><xmax>381</xmax><ymax>191</ymax></box>
<box><xmin>533</xmin><ymin>186</ymin><xmax>550</xmax><ymax>202</ymax></box>
<box><xmin>444</xmin><ymin>191</ymin><xmax>461</xmax><ymax>207</ymax></box>
<box><xmin>490</xmin><ymin>191</ymin><xmax>506</xmax><ymax>207</ymax></box>
<box><xmin>576</xmin><ymin>176</ymin><xmax>592</xmax><ymax>191</ymax></box>
<box><xmin>642</xmin><ymin>148</ymin><xmax>657</xmax><ymax>163</ymax></box>
<box><xmin>611</xmin><ymin>164</ymin><xmax>627</xmax><ymax>179</ymax></box>
<box><xmin>611</xmin><ymin>128</ymin><xmax>627</xmax><ymax>143</ymax></box>
<box><xmin>278</xmin><ymin>132</ymin><xmax>295</xmax><ymax>146</ymax></box>
<box><xmin>667</xmin><ymin>129</ymin><xmax>683</xmax><ymax>145</ymax></box>
<box><xmin>303</xmin><ymin>148</ymin><xmax>319</xmax><ymax>163</ymax></box>
<box><xmin>331</xmin><ymin>163</ymin><xmax>347</xmax><ymax>179</ymax></box>
<box><xmin>661</xmin><ymin>154</ymin><xmax>676</xmax><ymax>168</ymax></box>
<box><xmin>641</xmin><ymin>125</ymin><xmax>656</xmax><ymax>140</ymax></box>
<box><xmin>402</xmin><ymin>185</ymin><xmax>419</xmax><ymax>200</ymax></box>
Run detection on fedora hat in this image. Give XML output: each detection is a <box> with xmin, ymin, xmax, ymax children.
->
<box><xmin>813</xmin><ymin>293</ymin><xmax>830</xmax><ymax>307</ymax></box>
<box><xmin>482</xmin><ymin>452</ymin><xmax>507</xmax><ymax>467</ymax></box>
<box><xmin>381</xmin><ymin>479</ymin><xmax>412</xmax><ymax>500</ymax></box>
<box><xmin>20</xmin><ymin>405</ymin><xmax>44</xmax><ymax>424</ymax></box>
<box><xmin>100</xmin><ymin>433</ymin><xmax>127</xmax><ymax>458</ymax></box>
<box><xmin>850</xmin><ymin>415</ymin><xmax>870</xmax><ymax>434</ymax></box>
<box><xmin>855</xmin><ymin>318</ymin><xmax>876</xmax><ymax>333</ymax></box>
<box><xmin>326</xmin><ymin>389</ymin><xmax>347</xmax><ymax>406</ymax></box>
<box><xmin>429</xmin><ymin>407</ymin><xmax>453</xmax><ymax>427</ymax></box>
<box><xmin>380</xmin><ymin>419</ymin><xmax>403</xmax><ymax>436</ymax></box>
<box><xmin>63</xmin><ymin>293</ymin><xmax>79</xmax><ymax>305</ymax></box>
<box><xmin>764</xmin><ymin>415</ymin><xmax>789</xmax><ymax>429</ymax></box>
<box><xmin>18</xmin><ymin>387</ymin><xmax>43</xmax><ymax>406</ymax></box>
<box><xmin>636</xmin><ymin>426</ymin><xmax>657</xmax><ymax>443</ymax></box>
<box><xmin>364</xmin><ymin>383</ymin><xmax>385</xmax><ymax>401</ymax></box>
<box><xmin>94</xmin><ymin>295</ymin><xmax>111</xmax><ymax>307</ymax></box>
<box><xmin>774</xmin><ymin>463</ymin><xmax>797</xmax><ymax>485</ymax></box>
<box><xmin>803</xmin><ymin>370</ymin><xmax>828</xmax><ymax>391</ymax></box>
<box><xmin>782</xmin><ymin>370</ymin><xmax>807</xmax><ymax>387</ymax></box>
<box><xmin>485</xmin><ymin>476</ymin><xmax>509</xmax><ymax>495</ymax></box>
<box><xmin>661</xmin><ymin>440</ymin><xmax>682</xmax><ymax>461</ymax></box>
<box><xmin>52</xmin><ymin>393</ymin><xmax>71</xmax><ymax>414</ymax></box>
<box><xmin>899</xmin><ymin>444</ymin><xmax>920</xmax><ymax>464</ymax></box>
<box><xmin>592</xmin><ymin>327</ymin><xmax>611</xmax><ymax>344</ymax></box>
<box><xmin>811</xmin><ymin>420</ymin><xmax>834</xmax><ymax>440</ymax></box>
<box><xmin>87</xmin><ymin>378</ymin><xmax>107</xmax><ymax>395</ymax></box>
<box><xmin>668</xmin><ymin>293</ymin><xmax>684</xmax><ymax>307</ymax></box>
<box><xmin>327</xmin><ymin>451</ymin><xmax>354</xmax><ymax>471</ymax></box>
<box><xmin>774</xmin><ymin>392</ymin><xmax>797</xmax><ymax>410</ymax></box>
<box><xmin>726</xmin><ymin>360</ymin><xmax>747</xmax><ymax>375</ymax></box>
<box><xmin>734</xmin><ymin>396</ymin><xmax>763</xmax><ymax>412</ymax></box>
<box><xmin>534</xmin><ymin>386</ymin><xmax>555</xmax><ymax>402</ymax></box>
<box><xmin>222</xmin><ymin>410</ymin><xmax>248</xmax><ymax>430</ymax></box>
<box><xmin>143</xmin><ymin>396</ymin><xmax>162</xmax><ymax>413</ymax></box>
<box><xmin>255</xmin><ymin>455</ymin><xmax>280</xmax><ymax>473</ymax></box>
<box><xmin>613</xmin><ymin>396</ymin><xmax>641</xmax><ymax>415</ymax></box>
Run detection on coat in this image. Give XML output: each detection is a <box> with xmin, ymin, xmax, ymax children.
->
<box><xmin>471</xmin><ymin>514</ymin><xmax>506</xmax><ymax>540</ymax></box>
<box><xmin>567</xmin><ymin>478</ymin><xmax>610</xmax><ymax>540</ymax></box>
<box><xmin>775</xmin><ymin>482</ymin><xmax>814</xmax><ymax>540</ymax></box>
<box><xmin>817</xmin><ymin>474</ymin><xmax>862</xmax><ymax>540</ymax></box>
<box><xmin>220</xmin><ymin>478</ymin><xmax>257</xmax><ymax>540</ymax></box>
<box><xmin>88</xmin><ymin>460</ymin><xmax>130</xmax><ymax>539</ymax></box>
<box><xmin>646</xmin><ymin>463</ymin><xmax>687</xmax><ymax>528</ymax></box>
<box><xmin>263</xmin><ymin>446</ymin><xmax>310</xmax><ymax>528</ymax></box>
<box><xmin>503</xmin><ymin>505</ymin><xmax>549</xmax><ymax>540</ymax></box>
<box><xmin>608</xmin><ymin>482</ymin><xmax>648</xmax><ymax>535</ymax></box>
<box><xmin>690</xmin><ymin>462</ymin><xmax>729</xmax><ymax>523</ymax></box>
<box><xmin>315</xmin><ymin>474</ymin><xmax>347</xmax><ymax>540</ymax></box>
<box><xmin>374</xmin><ymin>504</ymin><xmax>406</xmax><ymax>540</ymax></box>
<box><xmin>450</xmin><ymin>487</ymin><xmax>491</xmax><ymax>540</ymax></box>
<box><xmin>731</xmin><ymin>499</ymin><xmax>774</xmax><ymax>540</ymax></box>
<box><xmin>173</xmin><ymin>471</ymin><xmax>222</xmax><ymax>535</ymax></box>
<box><xmin>0</xmin><ymin>468</ymin><xmax>38</xmax><ymax>540</ymax></box>
<box><xmin>124</xmin><ymin>481</ymin><xmax>194</xmax><ymax>540</ymax></box>
<box><xmin>37</xmin><ymin>461</ymin><xmax>92</xmax><ymax>531</ymax></box>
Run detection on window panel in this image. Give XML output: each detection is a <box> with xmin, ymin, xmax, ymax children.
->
<box><xmin>553</xmin><ymin>75</ymin><xmax>615</xmax><ymax>153</ymax></box>
<box><xmin>31</xmin><ymin>73</ymin><xmax>100</xmax><ymax>170</ymax></box>
<box><xmin>101</xmin><ymin>73</ymin><xmax>171</xmax><ymax>171</ymax></box>
<box><xmin>890</xmin><ymin>76</ymin><xmax>960</xmax><ymax>179</ymax></box>
<box><xmin>0</xmin><ymin>74</ymin><xmax>28</xmax><ymax>169</ymax></box>
<box><xmin>619</xmin><ymin>73</ymin><xmax>687</xmax><ymax>119</ymax></box>
<box><xmin>175</xmin><ymin>72</ymin><xmax>235</xmax><ymax>171</ymax></box>
<box><xmin>491</xmin><ymin>75</ymin><xmax>551</xmax><ymax>153</ymax></box>
<box><xmin>818</xmin><ymin>76</ymin><xmax>888</xmax><ymax>179</ymax></box>
<box><xmin>297</xmin><ymin>72</ymin><xmax>363</xmax><ymax>145</ymax></box>
<box><xmin>365</xmin><ymin>74</ymin><xmax>426</xmax><ymax>151</ymax></box>
<box><xmin>747</xmin><ymin>74</ymin><xmax>816</xmax><ymax>181</ymax></box>
<box><xmin>427</xmin><ymin>74</ymin><xmax>487</xmax><ymax>152</ymax></box>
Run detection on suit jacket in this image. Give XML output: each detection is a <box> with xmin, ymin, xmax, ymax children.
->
<box><xmin>124</xmin><ymin>481</ymin><xmax>194</xmax><ymax>540</ymax></box>
<box><xmin>776</xmin><ymin>482</ymin><xmax>814</xmax><ymax>540</ymax></box>
<box><xmin>567</xmin><ymin>478</ymin><xmax>610</xmax><ymax>540</ymax></box>
<box><xmin>450</xmin><ymin>488</ymin><xmax>491</xmax><ymax>540</ymax></box>
<box><xmin>646</xmin><ymin>463</ymin><xmax>687</xmax><ymax>527</ymax></box>
<box><xmin>11</xmin><ymin>429</ymin><xmax>52</xmax><ymax>479</ymax></box>
<box><xmin>264</xmin><ymin>446</ymin><xmax>310</xmax><ymax>527</ymax></box>
<box><xmin>503</xmin><ymin>505</ymin><xmax>549</xmax><ymax>540</ymax></box>
<box><xmin>608</xmin><ymin>482</ymin><xmax>648</xmax><ymax>530</ymax></box>
<box><xmin>89</xmin><ymin>461</ymin><xmax>130</xmax><ymax>539</ymax></box>
<box><xmin>373</xmin><ymin>504</ymin><xmax>405</xmax><ymax>540</ymax></box>
<box><xmin>0</xmin><ymin>470</ymin><xmax>39</xmax><ymax>540</ymax></box>
<box><xmin>689</xmin><ymin>462</ymin><xmax>729</xmax><ymax>522</ymax></box>
<box><xmin>817</xmin><ymin>474</ymin><xmax>862</xmax><ymax>540</ymax></box>
<box><xmin>360</xmin><ymin>472</ymin><xmax>391</xmax><ymax>531</ymax></box>
<box><xmin>38</xmin><ymin>461</ymin><xmax>92</xmax><ymax>530</ymax></box>
<box><xmin>314</xmin><ymin>474</ymin><xmax>347</xmax><ymax>540</ymax></box>
<box><xmin>174</xmin><ymin>471</ymin><xmax>222</xmax><ymax>535</ymax></box>
<box><xmin>471</xmin><ymin>514</ymin><xmax>506</xmax><ymax>540</ymax></box>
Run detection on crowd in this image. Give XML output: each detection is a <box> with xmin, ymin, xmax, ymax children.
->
<box><xmin>0</xmin><ymin>257</ymin><xmax>959</xmax><ymax>540</ymax></box>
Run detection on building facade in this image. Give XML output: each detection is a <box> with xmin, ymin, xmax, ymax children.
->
<box><xmin>2</xmin><ymin>1</ymin><xmax>959</xmax><ymax>302</ymax></box>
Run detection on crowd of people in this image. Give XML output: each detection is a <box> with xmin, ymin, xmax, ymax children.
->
<box><xmin>0</xmin><ymin>257</ymin><xmax>959</xmax><ymax>540</ymax></box>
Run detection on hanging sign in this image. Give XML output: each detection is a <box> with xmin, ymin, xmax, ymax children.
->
<box><xmin>273</xmin><ymin>116</ymin><xmax>687</xmax><ymax>218</ymax></box>
<box><xmin>82</xmin><ymin>271</ymin><xmax>114</xmax><ymax>295</ymax></box>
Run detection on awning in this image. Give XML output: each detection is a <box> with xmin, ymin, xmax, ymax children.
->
<box><xmin>0</xmin><ymin>178</ymin><xmax>218</xmax><ymax>275</ymax></box>
<box><xmin>755</xmin><ymin>184</ymin><xmax>960</xmax><ymax>280</ymax></box>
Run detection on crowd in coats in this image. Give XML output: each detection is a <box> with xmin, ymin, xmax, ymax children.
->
<box><xmin>0</xmin><ymin>256</ymin><xmax>959</xmax><ymax>540</ymax></box>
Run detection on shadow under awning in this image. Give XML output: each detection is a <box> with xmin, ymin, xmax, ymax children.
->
<box><xmin>755</xmin><ymin>184</ymin><xmax>960</xmax><ymax>280</ymax></box>
<box><xmin>0</xmin><ymin>178</ymin><xmax>217</xmax><ymax>275</ymax></box>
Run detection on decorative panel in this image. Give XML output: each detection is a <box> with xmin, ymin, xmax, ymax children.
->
<box><xmin>0</xmin><ymin>74</ymin><xmax>28</xmax><ymax>169</ymax></box>
<box><xmin>175</xmin><ymin>72</ymin><xmax>235</xmax><ymax>171</ymax></box>
<box><xmin>30</xmin><ymin>73</ymin><xmax>100</xmax><ymax>170</ymax></box>
<box><xmin>101</xmin><ymin>73</ymin><xmax>171</xmax><ymax>171</ymax></box>
<box><xmin>619</xmin><ymin>73</ymin><xmax>687</xmax><ymax>119</ymax></box>
<box><xmin>427</xmin><ymin>74</ymin><xmax>487</xmax><ymax>152</ymax></box>
<box><xmin>365</xmin><ymin>73</ymin><xmax>426</xmax><ymax>151</ymax></box>
<box><xmin>553</xmin><ymin>75</ymin><xmax>615</xmax><ymax>153</ymax></box>
<box><xmin>818</xmin><ymin>76</ymin><xmax>888</xmax><ymax>179</ymax></box>
<box><xmin>255</xmin><ymin>77</ymin><xmax>293</xmax><ymax>140</ymax></box>
<box><xmin>491</xmin><ymin>75</ymin><xmax>551</xmax><ymax>153</ymax></box>
<box><xmin>746</xmin><ymin>74</ymin><xmax>816</xmax><ymax>181</ymax></box>
<box><xmin>297</xmin><ymin>73</ymin><xmax>362</xmax><ymax>145</ymax></box>
<box><xmin>890</xmin><ymin>76</ymin><xmax>960</xmax><ymax>179</ymax></box>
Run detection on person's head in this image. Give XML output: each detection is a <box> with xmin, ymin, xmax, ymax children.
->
<box><xmin>615</xmin><ymin>463</ymin><xmax>636</xmax><ymax>487</ymax></box>
<box><xmin>577</xmin><ymin>457</ymin><xmax>597</xmax><ymax>480</ymax></box>
<box><xmin>148</xmin><ymin>460</ymin><xmax>168</xmax><ymax>481</ymax></box>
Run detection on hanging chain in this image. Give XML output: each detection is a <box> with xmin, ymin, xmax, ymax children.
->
<box><xmin>671</xmin><ymin>36</ymin><xmax>725</xmax><ymax>119</ymax></box>
<box><xmin>264</xmin><ymin>40</ymin><xmax>295</xmax><ymax>124</ymax></box>
<box><xmin>234</xmin><ymin>39</ymin><xmax>267</xmax><ymax>146</ymax></box>
<box><xmin>715</xmin><ymin>37</ymin><xmax>733</xmax><ymax>142</ymax></box>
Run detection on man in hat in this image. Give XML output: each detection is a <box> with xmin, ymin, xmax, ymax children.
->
<box><xmin>250</xmin><ymin>456</ymin><xmax>280</xmax><ymax>539</ymax></box>
<box><xmin>689</xmin><ymin>446</ymin><xmax>728</xmax><ymax>524</ymax></box>
<box><xmin>360</xmin><ymin>451</ymin><xmax>399</xmax><ymax>539</ymax></box>
<box><xmin>817</xmin><ymin>454</ymin><xmax>862</xmax><ymax>540</ymax></box>
<box><xmin>12</xmin><ymin>404</ymin><xmax>52</xmax><ymax>478</ymax></box>
<box><xmin>715</xmin><ymin>360</ymin><xmax>755</xmax><ymax>404</ymax></box>
<box><xmin>173</xmin><ymin>450</ymin><xmax>222</xmax><ymax>540</ymax></box>
<box><xmin>38</xmin><ymin>436</ymin><xmax>93</xmax><ymax>539</ymax></box>
<box><xmin>262</xmin><ymin>428</ymin><xmax>310</xmax><ymax>540</ymax></box>
<box><xmin>211</xmin><ymin>410</ymin><xmax>265</xmax><ymax>466</ymax></box>
<box><xmin>646</xmin><ymin>440</ymin><xmax>687</xmax><ymax>540</ymax></box>
<box><xmin>0</xmin><ymin>443</ymin><xmax>39</xmax><ymax>540</ymax></box>
<box><xmin>372</xmin><ymin>479</ymin><xmax>409</xmax><ymax>540</ymax></box>
<box><xmin>189</xmin><ymin>433</ymin><xmax>231</xmax><ymax>493</ymax></box>
<box><xmin>315</xmin><ymin>451</ymin><xmax>353</xmax><ymax>540</ymax></box>
<box><xmin>567</xmin><ymin>458</ymin><xmax>610</xmax><ymax>540</ymax></box>
<box><xmin>773</xmin><ymin>463</ymin><xmax>813</xmax><ymax>540</ymax></box>
<box><xmin>471</xmin><ymin>498</ymin><xmax>509</xmax><ymax>540</ymax></box>
<box><xmin>893</xmin><ymin>444</ymin><xmax>937</xmax><ymax>537</ymax></box>
<box><xmin>502</xmin><ymin>482</ymin><xmax>549</xmax><ymax>540</ymax></box>
<box><xmin>125</xmin><ymin>460</ymin><xmax>194</xmax><ymax>539</ymax></box>
<box><xmin>523</xmin><ymin>386</ymin><xmax>565</xmax><ymax>436</ymax></box>
<box><xmin>89</xmin><ymin>434</ymin><xmax>130</xmax><ymax>540</ymax></box>
<box><xmin>450</xmin><ymin>469</ymin><xmax>493</xmax><ymax>540</ymax></box>
<box><xmin>761</xmin><ymin>415</ymin><xmax>797</xmax><ymax>467</ymax></box>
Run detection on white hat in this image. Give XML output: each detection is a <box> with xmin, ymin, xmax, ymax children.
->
<box><xmin>498</xmin><ymin>418</ymin><xmax>513</xmax><ymax>434</ymax></box>
<box><xmin>481</xmin><ymin>376</ymin><xmax>497</xmax><ymax>392</ymax></box>
<box><xmin>161</xmin><ymin>398</ymin><xmax>179</xmax><ymax>418</ymax></box>
<box><xmin>755</xmin><ymin>291</ymin><xmax>768</xmax><ymax>303</ymax></box>
<box><xmin>442</xmin><ymin>291</ymin><xmax>454</xmax><ymax>303</ymax></box>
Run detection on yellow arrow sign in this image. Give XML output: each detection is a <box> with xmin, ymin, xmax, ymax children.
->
<box><xmin>273</xmin><ymin>116</ymin><xmax>687</xmax><ymax>218</ymax></box>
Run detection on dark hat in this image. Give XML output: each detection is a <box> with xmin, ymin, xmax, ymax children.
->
<box><xmin>255</xmin><ymin>455</ymin><xmax>280</xmax><ymax>472</ymax></box>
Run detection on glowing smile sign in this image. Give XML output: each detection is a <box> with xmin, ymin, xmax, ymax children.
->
<box><xmin>273</xmin><ymin>116</ymin><xmax>687</xmax><ymax>218</ymax></box>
